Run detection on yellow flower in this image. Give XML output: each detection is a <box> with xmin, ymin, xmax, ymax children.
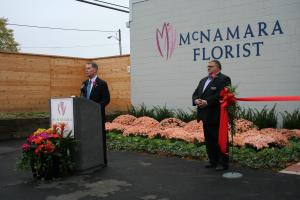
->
<box><xmin>46</xmin><ymin>128</ymin><xmax>53</xmax><ymax>134</ymax></box>
<box><xmin>33</xmin><ymin>128</ymin><xmax>46</xmax><ymax>135</ymax></box>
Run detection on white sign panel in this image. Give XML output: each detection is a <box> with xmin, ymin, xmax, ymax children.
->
<box><xmin>50</xmin><ymin>98</ymin><xmax>74</xmax><ymax>137</ymax></box>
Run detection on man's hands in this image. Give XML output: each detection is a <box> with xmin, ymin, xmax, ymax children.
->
<box><xmin>195</xmin><ymin>99</ymin><xmax>208</xmax><ymax>108</ymax></box>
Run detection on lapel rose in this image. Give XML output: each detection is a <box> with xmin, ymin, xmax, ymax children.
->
<box><xmin>92</xmin><ymin>80</ymin><xmax>97</xmax><ymax>87</ymax></box>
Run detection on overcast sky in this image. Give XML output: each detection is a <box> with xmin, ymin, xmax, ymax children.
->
<box><xmin>0</xmin><ymin>0</ymin><xmax>130</xmax><ymax>58</ymax></box>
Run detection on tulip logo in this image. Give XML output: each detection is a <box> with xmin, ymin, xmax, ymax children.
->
<box><xmin>57</xmin><ymin>101</ymin><xmax>67</xmax><ymax>116</ymax></box>
<box><xmin>156</xmin><ymin>22</ymin><xmax>176</xmax><ymax>60</ymax></box>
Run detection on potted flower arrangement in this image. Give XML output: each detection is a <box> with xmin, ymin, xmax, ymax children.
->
<box><xmin>17</xmin><ymin>123</ymin><xmax>78</xmax><ymax>180</ymax></box>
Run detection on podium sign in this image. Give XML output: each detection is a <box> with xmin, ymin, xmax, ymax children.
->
<box><xmin>49</xmin><ymin>97</ymin><xmax>105</xmax><ymax>171</ymax></box>
<box><xmin>50</xmin><ymin>98</ymin><xmax>74</xmax><ymax>137</ymax></box>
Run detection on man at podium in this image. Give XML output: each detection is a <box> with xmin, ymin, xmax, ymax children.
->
<box><xmin>80</xmin><ymin>62</ymin><xmax>110</xmax><ymax>166</ymax></box>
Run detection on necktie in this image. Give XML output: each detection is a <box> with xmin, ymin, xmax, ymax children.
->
<box><xmin>87</xmin><ymin>80</ymin><xmax>92</xmax><ymax>99</ymax></box>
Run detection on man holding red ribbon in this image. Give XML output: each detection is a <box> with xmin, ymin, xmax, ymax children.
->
<box><xmin>192</xmin><ymin>60</ymin><xmax>231</xmax><ymax>171</ymax></box>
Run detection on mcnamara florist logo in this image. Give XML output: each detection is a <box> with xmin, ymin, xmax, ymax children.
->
<box><xmin>155</xmin><ymin>20</ymin><xmax>284</xmax><ymax>61</ymax></box>
<box><xmin>57</xmin><ymin>101</ymin><xmax>67</xmax><ymax>116</ymax></box>
<box><xmin>179</xmin><ymin>20</ymin><xmax>284</xmax><ymax>61</ymax></box>
<box><xmin>156</xmin><ymin>22</ymin><xmax>176</xmax><ymax>60</ymax></box>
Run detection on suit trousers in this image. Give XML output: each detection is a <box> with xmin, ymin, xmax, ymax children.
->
<box><xmin>203</xmin><ymin>123</ymin><xmax>228</xmax><ymax>166</ymax></box>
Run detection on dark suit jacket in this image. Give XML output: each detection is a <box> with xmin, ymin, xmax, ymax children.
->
<box><xmin>192</xmin><ymin>73</ymin><xmax>231</xmax><ymax>125</ymax></box>
<box><xmin>80</xmin><ymin>77</ymin><xmax>110</xmax><ymax>122</ymax></box>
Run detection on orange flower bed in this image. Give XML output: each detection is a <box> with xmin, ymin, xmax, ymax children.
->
<box><xmin>123</xmin><ymin>126</ymin><xmax>153</xmax><ymax>137</ymax></box>
<box><xmin>260</xmin><ymin>128</ymin><xmax>289</xmax><ymax>147</ymax></box>
<box><xmin>112</xmin><ymin>114</ymin><xmax>137</xmax><ymax>125</ymax></box>
<box><xmin>106</xmin><ymin>115</ymin><xmax>300</xmax><ymax>150</ymax></box>
<box><xmin>183</xmin><ymin>120</ymin><xmax>203</xmax><ymax>133</ymax></box>
<box><xmin>158</xmin><ymin>118</ymin><xmax>186</xmax><ymax>130</ymax></box>
<box><xmin>130</xmin><ymin>116</ymin><xmax>159</xmax><ymax>127</ymax></box>
<box><xmin>105</xmin><ymin>122</ymin><xmax>127</xmax><ymax>132</ymax></box>
<box><xmin>159</xmin><ymin>128</ymin><xmax>195</xmax><ymax>142</ymax></box>
<box><xmin>234</xmin><ymin>119</ymin><xmax>255</xmax><ymax>134</ymax></box>
<box><xmin>233</xmin><ymin>129</ymin><xmax>275</xmax><ymax>149</ymax></box>
<box><xmin>278</xmin><ymin>129</ymin><xmax>300</xmax><ymax>139</ymax></box>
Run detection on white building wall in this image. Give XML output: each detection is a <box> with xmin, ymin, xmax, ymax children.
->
<box><xmin>130</xmin><ymin>0</ymin><xmax>300</xmax><ymax>115</ymax></box>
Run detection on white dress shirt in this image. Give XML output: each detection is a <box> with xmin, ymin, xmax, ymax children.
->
<box><xmin>203</xmin><ymin>76</ymin><xmax>213</xmax><ymax>92</ymax></box>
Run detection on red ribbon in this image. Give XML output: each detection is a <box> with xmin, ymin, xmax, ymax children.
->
<box><xmin>218</xmin><ymin>89</ymin><xmax>300</xmax><ymax>155</ymax></box>
<box><xmin>237</xmin><ymin>96</ymin><xmax>300</xmax><ymax>101</ymax></box>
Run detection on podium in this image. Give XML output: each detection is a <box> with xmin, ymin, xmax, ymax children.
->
<box><xmin>50</xmin><ymin>97</ymin><xmax>105</xmax><ymax>172</ymax></box>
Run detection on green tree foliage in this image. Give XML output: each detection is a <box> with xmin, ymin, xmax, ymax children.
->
<box><xmin>0</xmin><ymin>18</ymin><xmax>19</xmax><ymax>52</ymax></box>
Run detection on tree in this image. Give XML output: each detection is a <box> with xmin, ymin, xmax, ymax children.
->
<box><xmin>0</xmin><ymin>18</ymin><xmax>19</xmax><ymax>52</ymax></box>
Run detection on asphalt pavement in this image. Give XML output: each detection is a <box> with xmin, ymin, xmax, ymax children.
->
<box><xmin>0</xmin><ymin>139</ymin><xmax>299</xmax><ymax>200</ymax></box>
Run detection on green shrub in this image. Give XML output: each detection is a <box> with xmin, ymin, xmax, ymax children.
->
<box><xmin>233</xmin><ymin>141</ymin><xmax>300</xmax><ymax>169</ymax></box>
<box><xmin>128</xmin><ymin>103</ymin><xmax>155</xmax><ymax>118</ymax></box>
<box><xmin>107</xmin><ymin>132</ymin><xmax>300</xmax><ymax>170</ymax></box>
<box><xmin>0</xmin><ymin>112</ymin><xmax>49</xmax><ymax>119</ymax></box>
<box><xmin>175</xmin><ymin>108</ymin><xmax>197</xmax><ymax>122</ymax></box>
<box><xmin>107</xmin><ymin>131</ymin><xmax>207</xmax><ymax>159</ymax></box>
<box><xmin>281</xmin><ymin>109</ymin><xmax>300</xmax><ymax>129</ymax></box>
<box><xmin>128</xmin><ymin>104</ymin><xmax>197</xmax><ymax>122</ymax></box>
<box><xmin>153</xmin><ymin>105</ymin><xmax>175</xmax><ymax>121</ymax></box>
<box><xmin>236</xmin><ymin>105</ymin><xmax>253</xmax><ymax>120</ymax></box>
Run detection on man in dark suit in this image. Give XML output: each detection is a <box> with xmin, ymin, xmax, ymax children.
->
<box><xmin>80</xmin><ymin>62</ymin><xmax>110</xmax><ymax>165</ymax></box>
<box><xmin>192</xmin><ymin>60</ymin><xmax>231</xmax><ymax>171</ymax></box>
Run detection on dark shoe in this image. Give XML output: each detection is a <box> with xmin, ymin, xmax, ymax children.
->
<box><xmin>215</xmin><ymin>165</ymin><xmax>228</xmax><ymax>171</ymax></box>
<box><xmin>205</xmin><ymin>164</ymin><xmax>217</xmax><ymax>168</ymax></box>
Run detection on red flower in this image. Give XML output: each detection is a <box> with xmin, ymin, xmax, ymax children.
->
<box><xmin>31</xmin><ymin>136</ymin><xmax>44</xmax><ymax>145</ymax></box>
<box><xmin>52</xmin><ymin>124</ymin><xmax>58</xmax><ymax>134</ymax></box>
<box><xmin>44</xmin><ymin>140</ymin><xmax>55</xmax><ymax>153</ymax></box>
<box><xmin>92</xmin><ymin>80</ymin><xmax>97</xmax><ymax>87</ymax></box>
<box><xmin>34</xmin><ymin>144</ymin><xmax>44</xmax><ymax>157</ymax></box>
<box><xmin>34</xmin><ymin>141</ymin><xmax>55</xmax><ymax>157</ymax></box>
<box><xmin>22</xmin><ymin>143</ymin><xmax>30</xmax><ymax>151</ymax></box>
<box><xmin>210</xmin><ymin>72</ymin><xmax>217</xmax><ymax>78</ymax></box>
<box><xmin>60</xmin><ymin>123</ymin><xmax>66</xmax><ymax>137</ymax></box>
<box><xmin>50</xmin><ymin>133</ymin><xmax>61</xmax><ymax>139</ymax></box>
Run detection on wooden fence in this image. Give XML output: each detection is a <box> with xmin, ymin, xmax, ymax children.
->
<box><xmin>0</xmin><ymin>51</ymin><xmax>130</xmax><ymax>113</ymax></box>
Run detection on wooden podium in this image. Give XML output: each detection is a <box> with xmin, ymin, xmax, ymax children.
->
<box><xmin>50</xmin><ymin>97</ymin><xmax>105</xmax><ymax>172</ymax></box>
